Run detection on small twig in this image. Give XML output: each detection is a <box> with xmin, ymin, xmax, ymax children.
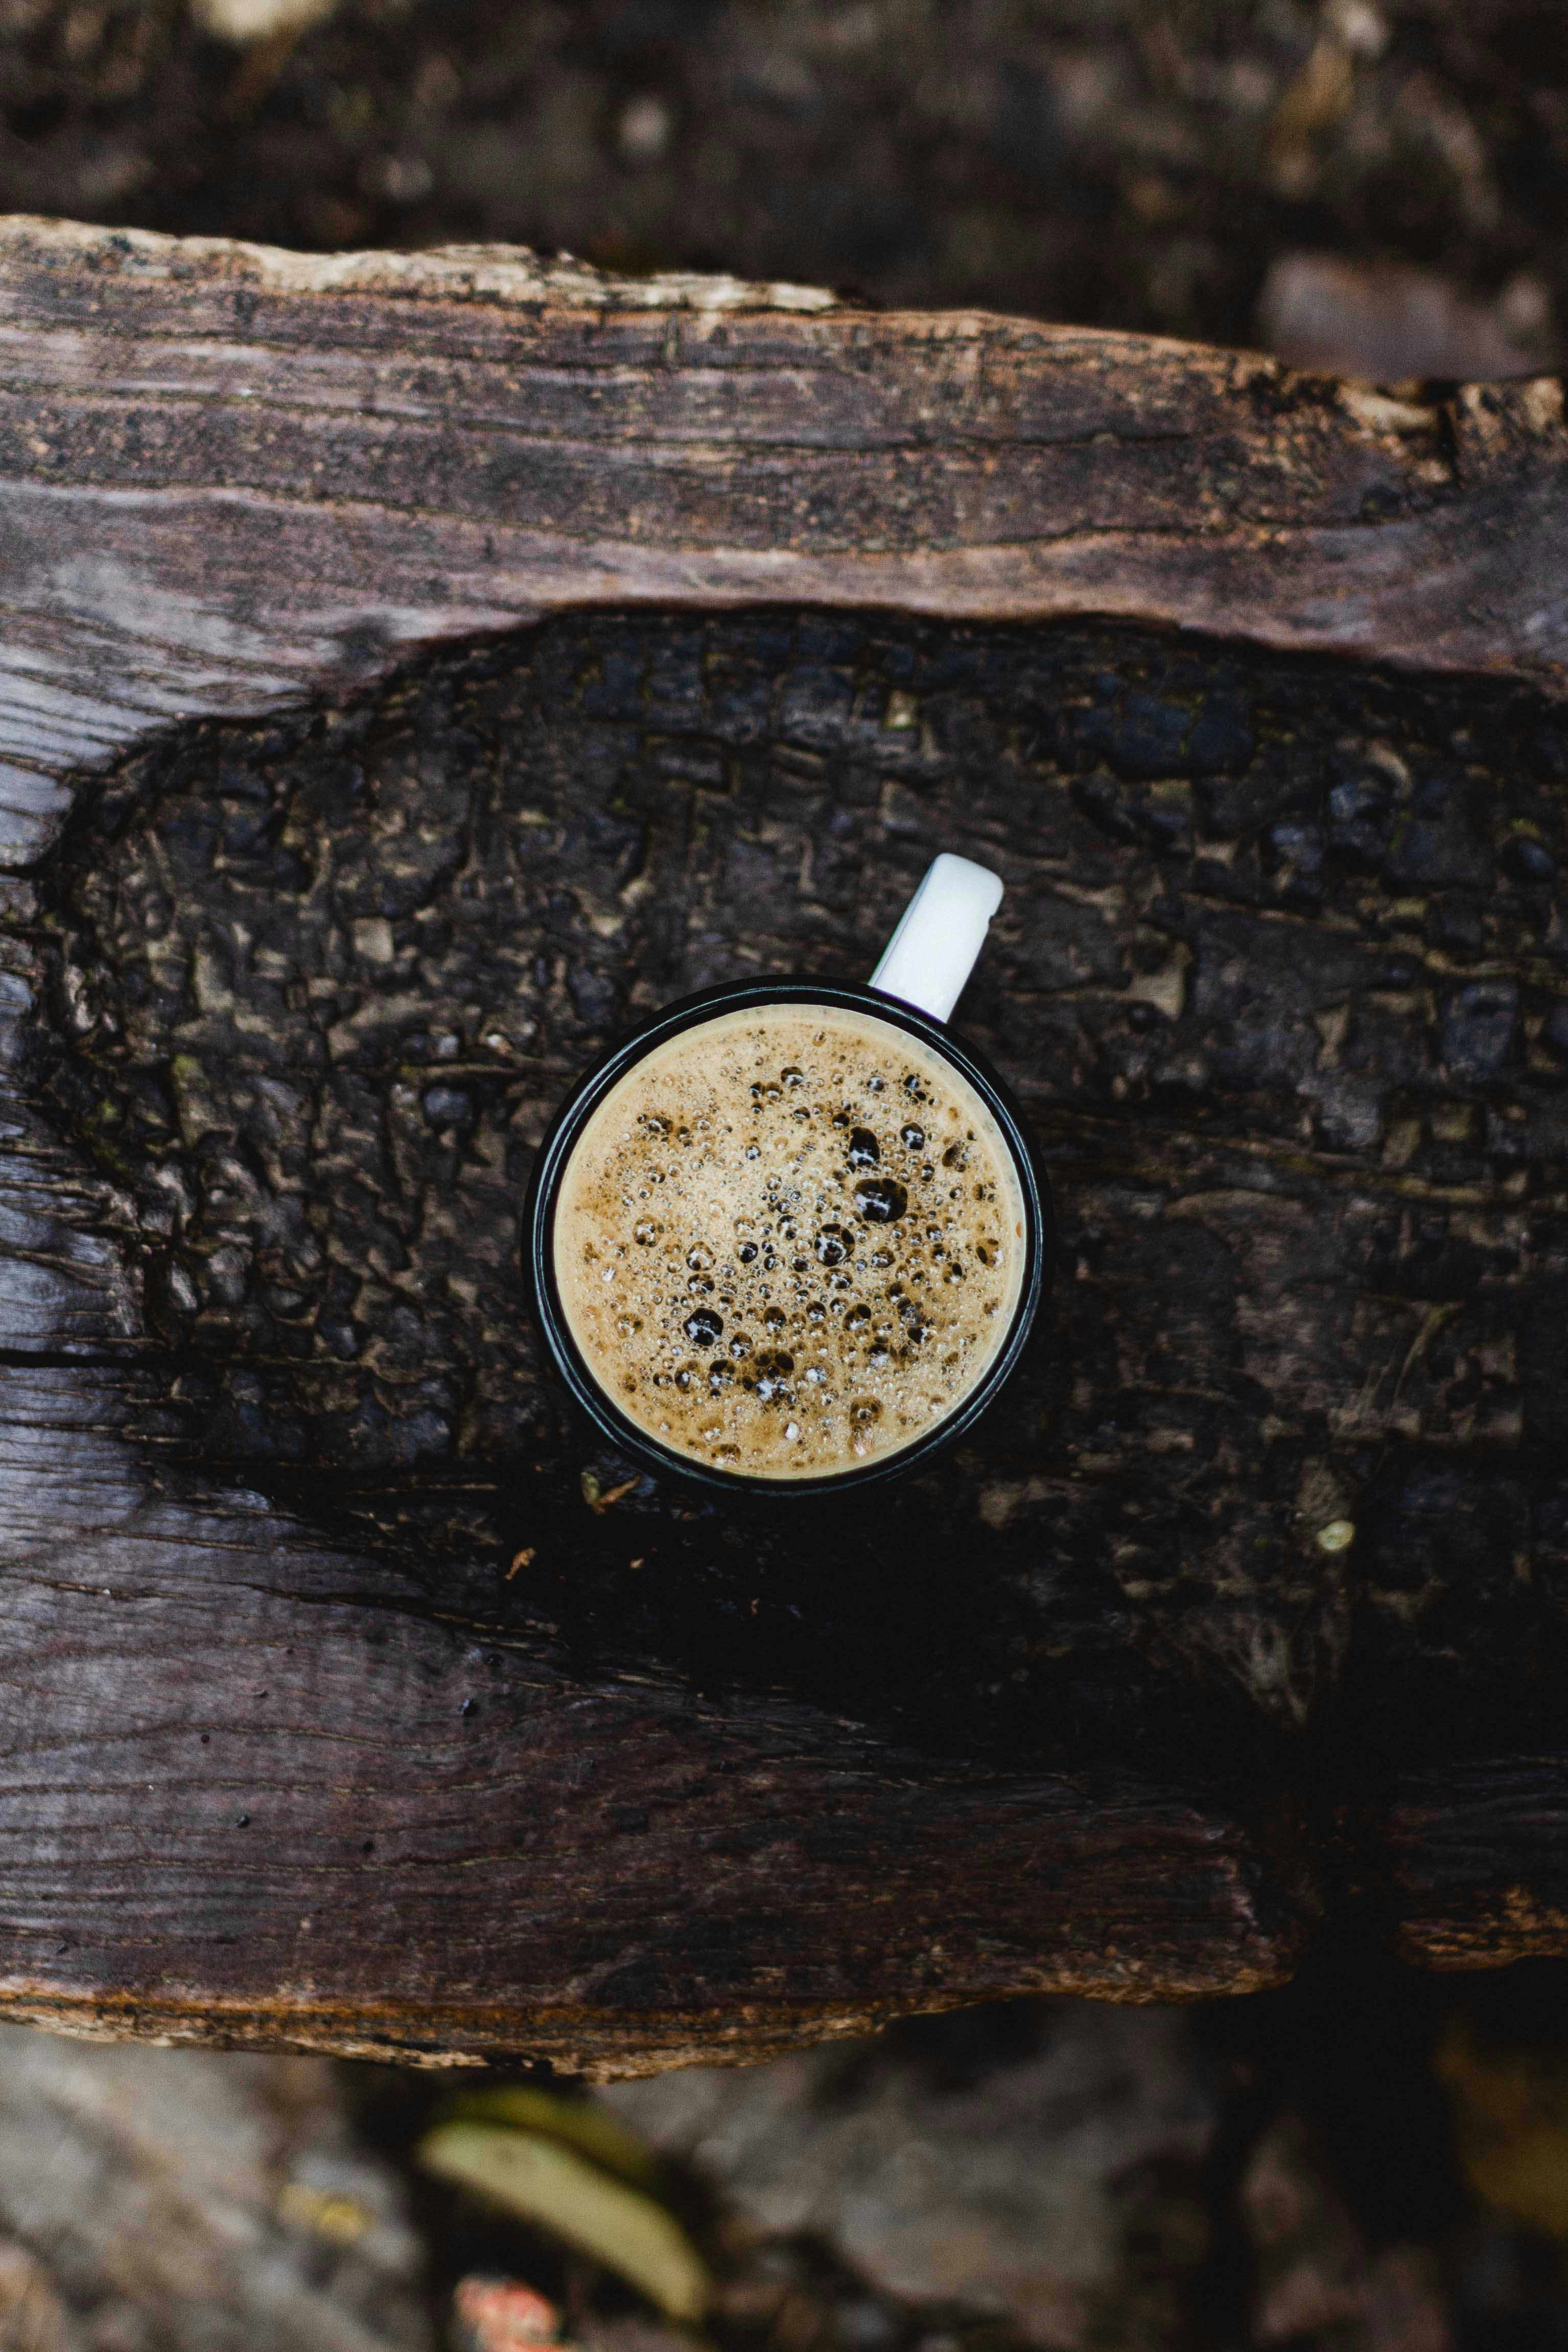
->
<box><xmin>580</xmin><ymin>1472</ymin><xmax>639</xmax><ymax>1515</ymax></box>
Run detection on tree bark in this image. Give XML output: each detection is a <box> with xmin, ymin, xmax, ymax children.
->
<box><xmin>1</xmin><ymin>215</ymin><xmax>1565</xmax><ymax>2066</ymax></box>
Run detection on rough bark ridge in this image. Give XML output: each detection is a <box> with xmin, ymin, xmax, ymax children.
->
<box><xmin>0</xmin><ymin>217</ymin><xmax>1566</xmax><ymax>2066</ymax></box>
<box><xmin>3</xmin><ymin>215</ymin><xmax>1568</xmax><ymax>871</ymax></box>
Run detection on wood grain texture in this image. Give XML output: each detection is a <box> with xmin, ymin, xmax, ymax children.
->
<box><xmin>0</xmin><ymin>1198</ymin><xmax>1297</xmax><ymax>2065</ymax></box>
<box><xmin>3</xmin><ymin>214</ymin><xmax>1568</xmax><ymax>2061</ymax></box>
<box><xmin>1392</xmin><ymin>1763</ymin><xmax>1568</xmax><ymax>1971</ymax></box>
<box><xmin>0</xmin><ymin>1357</ymin><xmax>1294</xmax><ymax>2067</ymax></box>
<box><xmin>2</xmin><ymin>215</ymin><xmax>1567</xmax><ymax>869</ymax></box>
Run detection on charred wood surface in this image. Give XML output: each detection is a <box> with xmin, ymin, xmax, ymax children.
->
<box><xmin>0</xmin><ymin>217</ymin><xmax>1566</xmax><ymax>2063</ymax></box>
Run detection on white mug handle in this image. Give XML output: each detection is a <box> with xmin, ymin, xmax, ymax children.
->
<box><xmin>868</xmin><ymin>852</ymin><xmax>1003</xmax><ymax>1022</ymax></box>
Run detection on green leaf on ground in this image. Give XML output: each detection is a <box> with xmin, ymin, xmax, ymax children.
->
<box><xmin>442</xmin><ymin>2086</ymin><xmax>666</xmax><ymax>2193</ymax></box>
<box><xmin>418</xmin><ymin>2122</ymin><xmax>709</xmax><ymax>2321</ymax></box>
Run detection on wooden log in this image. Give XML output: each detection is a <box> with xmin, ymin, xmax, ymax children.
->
<box><xmin>2</xmin><ymin>214</ymin><xmax>1567</xmax><ymax>2066</ymax></box>
<box><xmin>2</xmin><ymin>215</ymin><xmax>1567</xmax><ymax>866</ymax></box>
<box><xmin>0</xmin><ymin>1015</ymin><xmax>1304</xmax><ymax>2065</ymax></box>
<box><xmin>1392</xmin><ymin>1763</ymin><xmax>1568</xmax><ymax>1971</ymax></box>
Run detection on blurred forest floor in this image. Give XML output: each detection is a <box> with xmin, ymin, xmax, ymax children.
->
<box><xmin>2</xmin><ymin>0</ymin><xmax>1566</xmax><ymax>377</ymax></box>
<box><xmin>7</xmin><ymin>1954</ymin><xmax>1568</xmax><ymax>2351</ymax></box>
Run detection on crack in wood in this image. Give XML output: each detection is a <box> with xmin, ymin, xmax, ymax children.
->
<box><xmin>0</xmin><ymin>218</ymin><xmax>1565</xmax><ymax>2061</ymax></box>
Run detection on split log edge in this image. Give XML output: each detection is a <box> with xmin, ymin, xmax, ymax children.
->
<box><xmin>0</xmin><ymin>215</ymin><xmax>1565</xmax><ymax>2064</ymax></box>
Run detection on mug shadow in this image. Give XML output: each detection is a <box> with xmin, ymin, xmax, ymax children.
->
<box><xmin>26</xmin><ymin>604</ymin><xmax>1566</xmax><ymax>1782</ymax></box>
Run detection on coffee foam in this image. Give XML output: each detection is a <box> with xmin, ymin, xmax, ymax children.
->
<box><xmin>551</xmin><ymin>1004</ymin><xmax>1028</xmax><ymax>1481</ymax></box>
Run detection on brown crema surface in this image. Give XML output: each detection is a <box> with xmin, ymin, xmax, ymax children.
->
<box><xmin>553</xmin><ymin>1005</ymin><xmax>1027</xmax><ymax>1480</ymax></box>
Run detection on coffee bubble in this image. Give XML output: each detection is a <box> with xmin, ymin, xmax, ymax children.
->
<box><xmin>854</xmin><ymin>1177</ymin><xmax>908</xmax><ymax>1223</ymax></box>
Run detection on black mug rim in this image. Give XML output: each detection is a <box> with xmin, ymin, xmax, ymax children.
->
<box><xmin>523</xmin><ymin>978</ymin><xmax>1051</xmax><ymax>1497</ymax></box>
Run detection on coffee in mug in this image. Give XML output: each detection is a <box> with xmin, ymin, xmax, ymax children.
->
<box><xmin>553</xmin><ymin>1002</ymin><xmax>1027</xmax><ymax>1479</ymax></box>
<box><xmin>526</xmin><ymin>856</ymin><xmax>1048</xmax><ymax>1494</ymax></box>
